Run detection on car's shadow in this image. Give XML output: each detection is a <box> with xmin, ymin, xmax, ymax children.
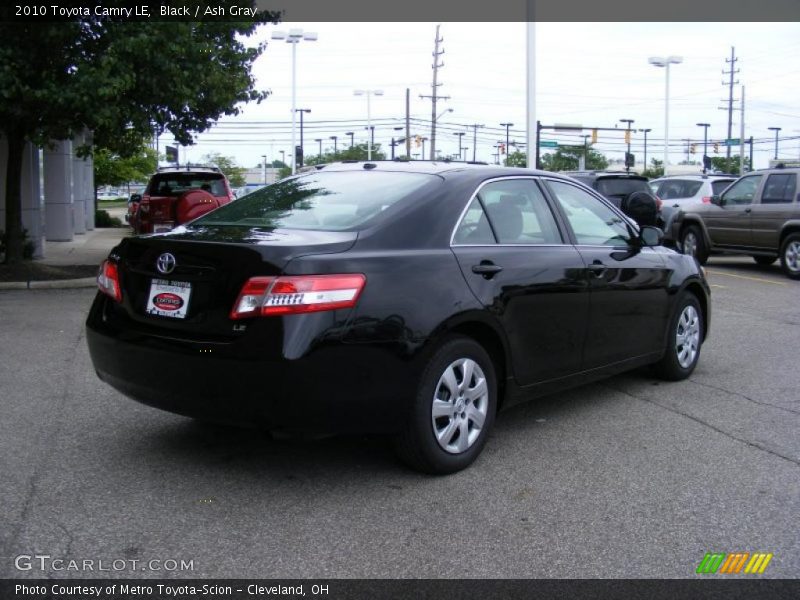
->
<box><xmin>120</xmin><ymin>368</ymin><xmax>658</xmax><ymax>482</ymax></box>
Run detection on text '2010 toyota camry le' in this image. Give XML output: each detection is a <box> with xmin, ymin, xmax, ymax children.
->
<box><xmin>87</xmin><ymin>161</ymin><xmax>710</xmax><ymax>474</ymax></box>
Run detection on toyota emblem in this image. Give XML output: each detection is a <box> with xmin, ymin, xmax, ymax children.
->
<box><xmin>156</xmin><ymin>252</ymin><xmax>177</xmax><ymax>275</ymax></box>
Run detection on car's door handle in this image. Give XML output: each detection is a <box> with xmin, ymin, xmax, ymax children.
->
<box><xmin>588</xmin><ymin>261</ymin><xmax>607</xmax><ymax>277</ymax></box>
<box><xmin>744</xmin><ymin>207</ymin><xmax>752</xmax><ymax>213</ymax></box>
<box><xmin>471</xmin><ymin>262</ymin><xmax>503</xmax><ymax>279</ymax></box>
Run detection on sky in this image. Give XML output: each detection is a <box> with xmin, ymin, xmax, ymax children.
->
<box><xmin>175</xmin><ymin>22</ymin><xmax>800</xmax><ymax>171</ymax></box>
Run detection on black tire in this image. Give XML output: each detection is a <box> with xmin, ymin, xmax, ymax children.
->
<box><xmin>394</xmin><ymin>336</ymin><xmax>497</xmax><ymax>474</ymax></box>
<box><xmin>752</xmin><ymin>255</ymin><xmax>777</xmax><ymax>267</ymax></box>
<box><xmin>681</xmin><ymin>225</ymin><xmax>708</xmax><ymax>265</ymax></box>
<box><xmin>779</xmin><ymin>233</ymin><xmax>800</xmax><ymax>280</ymax></box>
<box><xmin>652</xmin><ymin>293</ymin><xmax>703</xmax><ymax>381</ymax></box>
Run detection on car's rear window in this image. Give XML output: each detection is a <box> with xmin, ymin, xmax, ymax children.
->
<box><xmin>594</xmin><ymin>178</ymin><xmax>650</xmax><ymax>198</ymax></box>
<box><xmin>190</xmin><ymin>171</ymin><xmax>437</xmax><ymax>231</ymax></box>
<box><xmin>656</xmin><ymin>179</ymin><xmax>704</xmax><ymax>200</ymax></box>
<box><xmin>148</xmin><ymin>173</ymin><xmax>226</xmax><ymax>197</ymax></box>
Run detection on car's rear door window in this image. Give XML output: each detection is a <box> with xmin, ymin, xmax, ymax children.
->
<box><xmin>711</xmin><ymin>180</ymin><xmax>734</xmax><ymax>196</ymax></box>
<box><xmin>761</xmin><ymin>174</ymin><xmax>797</xmax><ymax>204</ymax></box>
<box><xmin>453</xmin><ymin>178</ymin><xmax>562</xmax><ymax>245</ymax></box>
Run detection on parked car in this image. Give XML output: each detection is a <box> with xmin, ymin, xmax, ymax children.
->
<box><xmin>653</xmin><ymin>174</ymin><xmax>737</xmax><ymax>246</ymax></box>
<box><xmin>654</xmin><ymin>174</ymin><xmax>737</xmax><ymax>209</ymax></box>
<box><xmin>131</xmin><ymin>166</ymin><xmax>235</xmax><ymax>234</ymax></box>
<box><xmin>87</xmin><ymin>161</ymin><xmax>710</xmax><ymax>474</ymax></box>
<box><xmin>667</xmin><ymin>167</ymin><xmax>800</xmax><ymax>279</ymax></box>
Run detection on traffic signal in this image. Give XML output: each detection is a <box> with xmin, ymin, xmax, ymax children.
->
<box><xmin>499</xmin><ymin>143</ymin><xmax>506</xmax><ymax>155</ymax></box>
<box><xmin>713</xmin><ymin>142</ymin><xmax>719</xmax><ymax>153</ymax></box>
<box><xmin>414</xmin><ymin>135</ymin><xmax>421</xmax><ymax>148</ymax></box>
<box><xmin>625</xmin><ymin>152</ymin><xmax>635</xmax><ymax>167</ymax></box>
<box><xmin>295</xmin><ymin>145</ymin><xmax>303</xmax><ymax>167</ymax></box>
<box><xmin>624</xmin><ymin>130</ymin><xmax>631</xmax><ymax>144</ymax></box>
<box><xmin>165</xmin><ymin>146</ymin><xmax>178</xmax><ymax>163</ymax></box>
<box><xmin>703</xmin><ymin>155</ymin><xmax>712</xmax><ymax>170</ymax></box>
<box><xmin>591</xmin><ymin>129</ymin><xmax>598</xmax><ymax>144</ymax></box>
<box><xmin>690</xmin><ymin>144</ymin><xmax>697</xmax><ymax>154</ymax></box>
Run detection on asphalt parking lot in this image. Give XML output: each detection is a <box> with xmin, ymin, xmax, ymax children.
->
<box><xmin>1</xmin><ymin>255</ymin><xmax>798</xmax><ymax>579</ymax></box>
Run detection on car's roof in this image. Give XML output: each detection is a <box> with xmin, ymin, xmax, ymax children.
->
<box><xmin>563</xmin><ymin>170</ymin><xmax>648</xmax><ymax>180</ymax></box>
<box><xmin>295</xmin><ymin>160</ymin><xmax>568</xmax><ymax>180</ymax></box>
<box><xmin>658</xmin><ymin>174</ymin><xmax>736</xmax><ymax>180</ymax></box>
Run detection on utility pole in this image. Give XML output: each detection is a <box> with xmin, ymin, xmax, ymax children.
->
<box><xmin>640</xmin><ymin>128</ymin><xmax>652</xmax><ymax>171</ymax></box>
<box><xmin>740</xmin><ymin>86</ymin><xmax>746</xmax><ymax>174</ymax></box>
<box><xmin>683</xmin><ymin>138</ymin><xmax>692</xmax><ymax>164</ymax></box>
<box><xmin>721</xmin><ymin>47</ymin><xmax>740</xmax><ymax>164</ymax></box>
<box><xmin>405</xmin><ymin>88</ymin><xmax>411</xmax><ymax>159</ymax></box>
<box><xmin>469</xmin><ymin>124</ymin><xmax>484</xmax><ymax>162</ymax></box>
<box><xmin>500</xmin><ymin>123</ymin><xmax>513</xmax><ymax>166</ymax></box>
<box><xmin>453</xmin><ymin>132</ymin><xmax>465</xmax><ymax>160</ymax></box>
<box><xmin>420</xmin><ymin>25</ymin><xmax>449</xmax><ymax>161</ymax></box>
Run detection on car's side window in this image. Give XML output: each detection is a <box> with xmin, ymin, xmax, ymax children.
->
<box><xmin>761</xmin><ymin>174</ymin><xmax>797</xmax><ymax>204</ymax></box>
<box><xmin>722</xmin><ymin>175</ymin><xmax>762</xmax><ymax>206</ymax></box>
<box><xmin>453</xmin><ymin>179</ymin><xmax>562</xmax><ymax>245</ymax></box>
<box><xmin>546</xmin><ymin>180</ymin><xmax>632</xmax><ymax>246</ymax></box>
<box><xmin>453</xmin><ymin>197</ymin><xmax>496</xmax><ymax>245</ymax></box>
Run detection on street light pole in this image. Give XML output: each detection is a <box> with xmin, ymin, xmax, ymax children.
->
<box><xmin>296</xmin><ymin>108</ymin><xmax>311</xmax><ymax>167</ymax></box>
<box><xmin>649</xmin><ymin>55</ymin><xmax>683</xmax><ymax>176</ymax></box>
<box><xmin>329</xmin><ymin>136</ymin><xmax>338</xmax><ymax>154</ymax></box>
<box><xmin>271</xmin><ymin>29</ymin><xmax>318</xmax><ymax>175</ymax></box>
<box><xmin>696</xmin><ymin>123</ymin><xmax>710</xmax><ymax>173</ymax></box>
<box><xmin>261</xmin><ymin>154</ymin><xmax>267</xmax><ymax>184</ymax></box>
<box><xmin>768</xmin><ymin>127</ymin><xmax>782</xmax><ymax>160</ymax></box>
<box><xmin>314</xmin><ymin>138</ymin><xmax>322</xmax><ymax>160</ymax></box>
<box><xmin>640</xmin><ymin>128</ymin><xmax>652</xmax><ymax>171</ymax></box>
<box><xmin>345</xmin><ymin>132</ymin><xmax>354</xmax><ymax>148</ymax></box>
<box><xmin>354</xmin><ymin>89</ymin><xmax>383</xmax><ymax>160</ymax></box>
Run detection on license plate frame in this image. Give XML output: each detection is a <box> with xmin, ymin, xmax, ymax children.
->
<box><xmin>146</xmin><ymin>279</ymin><xmax>192</xmax><ymax>319</ymax></box>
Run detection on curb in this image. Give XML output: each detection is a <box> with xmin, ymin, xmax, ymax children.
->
<box><xmin>0</xmin><ymin>277</ymin><xmax>96</xmax><ymax>291</ymax></box>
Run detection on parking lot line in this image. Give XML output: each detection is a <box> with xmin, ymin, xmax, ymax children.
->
<box><xmin>705</xmin><ymin>269</ymin><xmax>787</xmax><ymax>286</ymax></box>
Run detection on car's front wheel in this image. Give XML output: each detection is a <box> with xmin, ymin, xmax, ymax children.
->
<box><xmin>395</xmin><ymin>336</ymin><xmax>497</xmax><ymax>474</ymax></box>
<box><xmin>681</xmin><ymin>225</ymin><xmax>708</xmax><ymax>265</ymax></box>
<box><xmin>652</xmin><ymin>293</ymin><xmax>703</xmax><ymax>381</ymax></box>
<box><xmin>779</xmin><ymin>233</ymin><xmax>800</xmax><ymax>280</ymax></box>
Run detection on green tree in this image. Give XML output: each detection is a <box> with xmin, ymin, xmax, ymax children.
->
<box><xmin>202</xmin><ymin>152</ymin><xmax>247</xmax><ymax>187</ymax></box>
<box><xmin>642</xmin><ymin>158</ymin><xmax>664</xmax><ymax>179</ymax></box>
<box><xmin>504</xmin><ymin>150</ymin><xmax>527</xmax><ymax>167</ymax></box>
<box><xmin>710</xmin><ymin>155</ymin><xmax>750</xmax><ymax>176</ymax></box>
<box><xmin>94</xmin><ymin>145</ymin><xmax>158</xmax><ymax>192</ymax></box>
<box><xmin>0</xmin><ymin>6</ymin><xmax>279</xmax><ymax>263</ymax></box>
<box><xmin>540</xmin><ymin>146</ymin><xmax>609</xmax><ymax>172</ymax></box>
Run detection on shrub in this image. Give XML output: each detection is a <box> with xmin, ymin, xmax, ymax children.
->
<box><xmin>0</xmin><ymin>229</ymin><xmax>36</xmax><ymax>260</ymax></box>
<box><xmin>95</xmin><ymin>209</ymin><xmax>123</xmax><ymax>228</ymax></box>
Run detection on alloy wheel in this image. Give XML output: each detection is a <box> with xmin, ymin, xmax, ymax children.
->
<box><xmin>784</xmin><ymin>240</ymin><xmax>800</xmax><ymax>274</ymax></box>
<box><xmin>675</xmin><ymin>305</ymin><xmax>700</xmax><ymax>369</ymax></box>
<box><xmin>431</xmin><ymin>358</ymin><xmax>489</xmax><ymax>454</ymax></box>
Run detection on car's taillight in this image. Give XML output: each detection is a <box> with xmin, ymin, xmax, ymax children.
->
<box><xmin>701</xmin><ymin>196</ymin><xmax>712</xmax><ymax>204</ymax></box>
<box><xmin>230</xmin><ymin>274</ymin><xmax>366</xmax><ymax>319</ymax></box>
<box><xmin>139</xmin><ymin>195</ymin><xmax>150</xmax><ymax>213</ymax></box>
<box><xmin>97</xmin><ymin>259</ymin><xmax>122</xmax><ymax>302</ymax></box>
<box><xmin>655</xmin><ymin>196</ymin><xmax>663</xmax><ymax>211</ymax></box>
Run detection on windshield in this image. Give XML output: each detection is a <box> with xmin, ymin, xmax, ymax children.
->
<box><xmin>190</xmin><ymin>170</ymin><xmax>437</xmax><ymax>231</ymax></box>
<box><xmin>148</xmin><ymin>173</ymin><xmax>226</xmax><ymax>196</ymax></box>
<box><xmin>595</xmin><ymin>178</ymin><xmax>650</xmax><ymax>198</ymax></box>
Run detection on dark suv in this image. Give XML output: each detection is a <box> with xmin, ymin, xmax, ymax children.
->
<box><xmin>564</xmin><ymin>171</ymin><xmax>659</xmax><ymax>226</ymax></box>
<box><xmin>129</xmin><ymin>166</ymin><xmax>235</xmax><ymax>234</ymax></box>
<box><xmin>669</xmin><ymin>167</ymin><xmax>800</xmax><ymax>279</ymax></box>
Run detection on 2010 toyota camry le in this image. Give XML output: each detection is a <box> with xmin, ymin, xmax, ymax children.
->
<box><xmin>86</xmin><ymin>161</ymin><xmax>710</xmax><ymax>474</ymax></box>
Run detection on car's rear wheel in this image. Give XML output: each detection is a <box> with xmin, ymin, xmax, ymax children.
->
<box><xmin>652</xmin><ymin>293</ymin><xmax>703</xmax><ymax>381</ymax></box>
<box><xmin>752</xmin><ymin>255</ymin><xmax>777</xmax><ymax>267</ymax></box>
<box><xmin>395</xmin><ymin>336</ymin><xmax>497</xmax><ymax>474</ymax></box>
<box><xmin>779</xmin><ymin>233</ymin><xmax>800</xmax><ymax>280</ymax></box>
<box><xmin>681</xmin><ymin>225</ymin><xmax>708</xmax><ymax>265</ymax></box>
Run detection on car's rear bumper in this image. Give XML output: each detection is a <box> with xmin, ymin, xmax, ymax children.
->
<box><xmin>86</xmin><ymin>303</ymin><xmax>420</xmax><ymax>434</ymax></box>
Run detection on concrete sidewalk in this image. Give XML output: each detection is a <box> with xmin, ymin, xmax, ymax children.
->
<box><xmin>38</xmin><ymin>226</ymin><xmax>131</xmax><ymax>267</ymax></box>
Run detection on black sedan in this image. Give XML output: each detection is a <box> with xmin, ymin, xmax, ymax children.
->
<box><xmin>87</xmin><ymin>161</ymin><xmax>710</xmax><ymax>474</ymax></box>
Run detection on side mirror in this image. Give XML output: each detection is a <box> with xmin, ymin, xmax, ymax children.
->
<box><xmin>711</xmin><ymin>194</ymin><xmax>724</xmax><ymax>206</ymax></box>
<box><xmin>639</xmin><ymin>226</ymin><xmax>663</xmax><ymax>247</ymax></box>
<box><xmin>129</xmin><ymin>193</ymin><xmax>142</xmax><ymax>204</ymax></box>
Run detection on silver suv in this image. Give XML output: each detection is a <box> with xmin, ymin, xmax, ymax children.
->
<box><xmin>653</xmin><ymin>174</ymin><xmax>737</xmax><ymax>209</ymax></box>
<box><xmin>667</xmin><ymin>167</ymin><xmax>800</xmax><ymax>279</ymax></box>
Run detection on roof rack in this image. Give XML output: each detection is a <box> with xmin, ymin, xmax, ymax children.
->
<box><xmin>156</xmin><ymin>164</ymin><xmax>221</xmax><ymax>173</ymax></box>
